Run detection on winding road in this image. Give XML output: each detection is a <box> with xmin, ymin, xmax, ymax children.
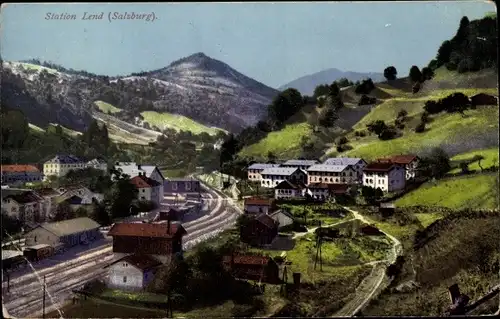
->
<box><xmin>2</xmin><ymin>178</ymin><xmax>241</xmax><ymax>319</ymax></box>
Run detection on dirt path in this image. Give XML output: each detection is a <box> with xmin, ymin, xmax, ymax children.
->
<box><xmin>333</xmin><ymin>207</ymin><xmax>403</xmax><ymax>317</ymax></box>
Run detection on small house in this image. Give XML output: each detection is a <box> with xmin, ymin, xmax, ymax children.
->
<box><xmin>23</xmin><ymin>244</ymin><xmax>54</xmax><ymax>262</ymax></box>
<box><xmin>377</xmin><ymin>155</ymin><xmax>420</xmax><ymax>180</ymax></box>
<box><xmin>240</xmin><ymin>214</ymin><xmax>278</xmax><ymax>247</ymax></box>
<box><xmin>244</xmin><ymin>197</ymin><xmax>275</xmax><ymax>215</ymax></box>
<box><xmin>2</xmin><ymin>250</ymin><xmax>26</xmax><ymax>271</ymax></box>
<box><xmin>24</xmin><ymin>217</ymin><xmax>102</xmax><ymax>248</ymax></box>
<box><xmin>153</xmin><ymin>209</ymin><xmax>181</xmax><ymax>222</ymax></box>
<box><xmin>2</xmin><ymin>190</ymin><xmax>45</xmax><ymax>223</ymax></box>
<box><xmin>104</xmin><ymin>254</ymin><xmax>162</xmax><ymax>291</ymax></box>
<box><xmin>130</xmin><ymin>173</ymin><xmax>162</xmax><ymax>206</ymax></box>
<box><xmin>274</xmin><ymin>180</ymin><xmax>306</xmax><ymax>200</ymax></box>
<box><xmin>114</xmin><ymin>162</ymin><xmax>165</xmax><ymax>195</ymax></box>
<box><xmin>268</xmin><ymin>209</ymin><xmax>294</xmax><ymax>229</ymax></box>
<box><xmin>222</xmin><ymin>254</ymin><xmax>281</xmax><ymax>284</ymax></box>
<box><xmin>362</xmin><ymin>162</ymin><xmax>406</xmax><ymax>192</ymax></box>
<box><xmin>0</xmin><ymin>165</ymin><xmax>43</xmax><ymax>186</ymax></box>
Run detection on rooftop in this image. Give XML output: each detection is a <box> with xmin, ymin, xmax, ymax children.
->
<box><xmin>130</xmin><ymin>175</ymin><xmax>161</xmax><ymax>188</ymax></box>
<box><xmin>363</xmin><ymin>162</ymin><xmax>397</xmax><ymax>172</ymax></box>
<box><xmin>323</xmin><ymin>157</ymin><xmax>364</xmax><ymax>166</ymax></box>
<box><xmin>37</xmin><ymin>217</ymin><xmax>101</xmax><ymax>237</ymax></box>
<box><xmin>1</xmin><ymin>165</ymin><xmax>40</xmax><ymax>173</ymax></box>
<box><xmin>2</xmin><ymin>250</ymin><xmax>23</xmax><ymax>260</ymax></box>
<box><xmin>3</xmin><ymin>191</ymin><xmax>43</xmax><ymax>204</ymax></box>
<box><xmin>244</xmin><ymin>197</ymin><xmax>275</xmax><ymax>206</ymax></box>
<box><xmin>45</xmin><ymin>154</ymin><xmax>84</xmax><ymax>164</ymax></box>
<box><xmin>269</xmin><ymin>209</ymin><xmax>294</xmax><ymax>219</ymax></box>
<box><xmin>114</xmin><ymin>163</ymin><xmax>164</xmax><ymax>180</ymax></box>
<box><xmin>87</xmin><ymin>158</ymin><xmax>107</xmax><ymax>165</ymax></box>
<box><xmin>260</xmin><ymin>167</ymin><xmax>299</xmax><ymax>176</ymax></box>
<box><xmin>247</xmin><ymin>163</ymin><xmax>280</xmax><ymax>170</ymax></box>
<box><xmin>255</xmin><ymin>213</ymin><xmax>278</xmax><ymax>229</ymax></box>
<box><xmin>34</xmin><ymin>188</ymin><xmax>62</xmax><ymax>197</ymax></box>
<box><xmin>282</xmin><ymin>159</ymin><xmax>319</xmax><ymax>166</ymax></box>
<box><xmin>377</xmin><ymin>155</ymin><xmax>418</xmax><ymax>165</ymax></box>
<box><xmin>274</xmin><ymin>180</ymin><xmax>305</xmax><ymax>190</ymax></box>
<box><xmin>307</xmin><ymin>164</ymin><xmax>349</xmax><ymax>173</ymax></box>
<box><xmin>108</xmin><ymin>222</ymin><xmax>186</xmax><ymax>238</ymax></box>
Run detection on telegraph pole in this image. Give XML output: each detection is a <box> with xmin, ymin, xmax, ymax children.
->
<box><xmin>42</xmin><ymin>275</ymin><xmax>46</xmax><ymax>319</ymax></box>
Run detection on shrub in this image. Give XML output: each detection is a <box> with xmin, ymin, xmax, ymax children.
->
<box><xmin>379</xmin><ymin>126</ymin><xmax>398</xmax><ymax>140</ymax></box>
<box><xmin>420</xmin><ymin>111</ymin><xmax>430</xmax><ymax>123</ymax></box>
<box><xmin>338</xmin><ymin>136</ymin><xmax>349</xmax><ymax>145</ymax></box>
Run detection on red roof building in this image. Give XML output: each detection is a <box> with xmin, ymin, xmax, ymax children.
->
<box><xmin>108</xmin><ymin>222</ymin><xmax>187</xmax><ymax>260</ymax></box>
<box><xmin>222</xmin><ymin>254</ymin><xmax>281</xmax><ymax>284</ymax></box>
<box><xmin>244</xmin><ymin>197</ymin><xmax>276</xmax><ymax>215</ymax></box>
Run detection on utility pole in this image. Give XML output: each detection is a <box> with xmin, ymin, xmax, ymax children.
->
<box><xmin>42</xmin><ymin>275</ymin><xmax>46</xmax><ymax>319</ymax></box>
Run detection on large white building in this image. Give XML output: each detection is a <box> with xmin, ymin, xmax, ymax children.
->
<box><xmin>306</xmin><ymin>164</ymin><xmax>357</xmax><ymax>185</ymax></box>
<box><xmin>322</xmin><ymin>157</ymin><xmax>367</xmax><ymax>182</ymax></box>
<box><xmin>260</xmin><ymin>167</ymin><xmax>307</xmax><ymax>188</ymax></box>
<box><xmin>43</xmin><ymin>155</ymin><xmax>107</xmax><ymax>180</ymax></box>
<box><xmin>247</xmin><ymin>163</ymin><xmax>280</xmax><ymax>182</ymax></box>
<box><xmin>114</xmin><ymin>162</ymin><xmax>165</xmax><ymax>196</ymax></box>
<box><xmin>376</xmin><ymin>155</ymin><xmax>420</xmax><ymax>180</ymax></box>
<box><xmin>362</xmin><ymin>162</ymin><xmax>406</xmax><ymax>192</ymax></box>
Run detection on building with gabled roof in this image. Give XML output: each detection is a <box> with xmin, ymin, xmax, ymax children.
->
<box><xmin>1</xmin><ymin>165</ymin><xmax>43</xmax><ymax>186</ymax></box>
<box><xmin>107</xmin><ymin>221</ymin><xmax>187</xmax><ymax>264</ymax></box>
<box><xmin>323</xmin><ymin>157</ymin><xmax>367</xmax><ymax>182</ymax></box>
<box><xmin>247</xmin><ymin>163</ymin><xmax>281</xmax><ymax>182</ymax></box>
<box><xmin>240</xmin><ymin>214</ymin><xmax>278</xmax><ymax>247</ymax></box>
<box><xmin>274</xmin><ymin>180</ymin><xmax>306</xmax><ymax>200</ymax></box>
<box><xmin>307</xmin><ymin>164</ymin><xmax>357</xmax><ymax>185</ymax></box>
<box><xmin>222</xmin><ymin>254</ymin><xmax>280</xmax><ymax>284</ymax></box>
<box><xmin>377</xmin><ymin>154</ymin><xmax>420</xmax><ymax>180</ymax></box>
<box><xmin>130</xmin><ymin>173</ymin><xmax>162</xmax><ymax>206</ymax></box>
<box><xmin>86</xmin><ymin>158</ymin><xmax>108</xmax><ymax>172</ymax></box>
<box><xmin>2</xmin><ymin>190</ymin><xmax>45</xmax><ymax>224</ymax></box>
<box><xmin>43</xmin><ymin>154</ymin><xmax>86</xmax><ymax>180</ymax></box>
<box><xmin>244</xmin><ymin>197</ymin><xmax>276</xmax><ymax>215</ymax></box>
<box><xmin>268</xmin><ymin>209</ymin><xmax>294</xmax><ymax>229</ymax></box>
<box><xmin>104</xmin><ymin>254</ymin><xmax>162</xmax><ymax>291</ymax></box>
<box><xmin>24</xmin><ymin>217</ymin><xmax>102</xmax><ymax>248</ymax></box>
<box><xmin>260</xmin><ymin>167</ymin><xmax>307</xmax><ymax>188</ymax></box>
<box><xmin>114</xmin><ymin>162</ymin><xmax>165</xmax><ymax>195</ymax></box>
<box><xmin>363</xmin><ymin>162</ymin><xmax>406</xmax><ymax>192</ymax></box>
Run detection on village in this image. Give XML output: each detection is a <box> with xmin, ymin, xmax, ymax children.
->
<box><xmin>0</xmin><ymin>151</ymin><xmax>428</xmax><ymax>318</ymax></box>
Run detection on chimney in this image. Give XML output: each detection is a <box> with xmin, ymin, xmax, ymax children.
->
<box><xmin>137</xmin><ymin>164</ymin><xmax>141</xmax><ymax>170</ymax></box>
<box><xmin>167</xmin><ymin>219</ymin><xmax>171</xmax><ymax>234</ymax></box>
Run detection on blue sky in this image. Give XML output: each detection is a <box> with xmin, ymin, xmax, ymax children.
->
<box><xmin>0</xmin><ymin>2</ymin><xmax>496</xmax><ymax>88</ymax></box>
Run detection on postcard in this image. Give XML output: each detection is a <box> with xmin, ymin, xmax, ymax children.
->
<box><xmin>1</xmin><ymin>2</ymin><xmax>498</xmax><ymax>318</ymax></box>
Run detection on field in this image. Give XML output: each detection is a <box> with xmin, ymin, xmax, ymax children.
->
<box><xmin>140</xmin><ymin>111</ymin><xmax>225</xmax><ymax>136</ymax></box>
<box><xmin>94</xmin><ymin>101</ymin><xmax>122</xmax><ymax>114</ymax></box>
<box><xmin>331</xmin><ymin>107</ymin><xmax>499</xmax><ymax>161</ymax></box>
<box><xmin>395</xmin><ymin>173</ymin><xmax>499</xmax><ymax>210</ymax></box>
<box><xmin>13</xmin><ymin>62</ymin><xmax>59</xmax><ymax>74</ymax></box>
<box><xmin>449</xmin><ymin>147</ymin><xmax>499</xmax><ymax>173</ymax></box>
<box><xmin>238</xmin><ymin>122</ymin><xmax>312</xmax><ymax>159</ymax></box>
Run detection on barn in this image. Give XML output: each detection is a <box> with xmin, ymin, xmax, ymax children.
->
<box><xmin>24</xmin><ymin>217</ymin><xmax>101</xmax><ymax>249</ymax></box>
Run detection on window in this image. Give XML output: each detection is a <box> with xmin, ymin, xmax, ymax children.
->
<box><xmin>34</xmin><ymin>236</ymin><xmax>37</xmax><ymax>242</ymax></box>
<box><xmin>172</xmin><ymin>182</ymin><xmax>178</xmax><ymax>191</ymax></box>
<box><xmin>142</xmin><ymin>189</ymin><xmax>145</xmax><ymax>192</ymax></box>
<box><xmin>186</xmin><ymin>182</ymin><xmax>191</xmax><ymax>191</ymax></box>
<box><xmin>123</xmin><ymin>276</ymin><xmax>127</xmax><ymax>283</ymax></box>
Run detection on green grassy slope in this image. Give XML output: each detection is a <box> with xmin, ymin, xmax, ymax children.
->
<box><xmin>363</xmin><ymin>210</ymin><xmax>500</xmax><ymax>316</ymax></box>
<box><xmin>94</xmin><ymin>101</ymin><xmax>122</xmax><ymax>114</ymax></box>
<box><xmin>334</xmin><ymin>107</ymin><xmax>499</xmax><ymax>161</ymax></box>
<box><xmin>140</xmin><ymin>111</ymin><xmax>225</xmax><ymax>136</ymax></box>
<box><xmin>395</xmin><ymin>173</ymin><xmax>499</xmax><ymax>210</ymax></box>
<box><xmin>449</xmin><ymin>147</ymin><xmax>499</xmax><ymax>173</ymax></box>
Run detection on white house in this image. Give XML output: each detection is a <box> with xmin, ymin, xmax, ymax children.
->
<box><xmin>114</xmin><ymin>162</ymin><xmax>165</xmax><ymax>195</ymax></box>
<box><xmin>130</xmin><ymin>173</ymin><xmax>162</xmax><ymax>206</ymax></box>
<box><xmin>377</xmin><ymin>155</ymin><xmax>420</xmax><ymax>180</ymax></box>
<box><xmin>362</xmin><ymin>162</ymin><xmax>406</xmax><ymax>192</ymax></box>
<box><xmin>268</xmin><ymin>209</ymin><xmax>294</xmax><ymax>229</ymax></box>
<box><xmin>105</xmin><ymin>254</ymin><xmax>162</xmax><ymax>291</ymax></box>
<box><xmin>260</xmin><ymin>167</ymin><xmax>307</xmax><ymax>188</ymax></box>
<box><xmin>2</xmin><ymin>190</ymin><xmax>45</xmax><ymax>224</ymax></box>
<box><xmin>280</xmin><ymin>159</ymin><xmax>319</xmax><ymax>171</ymax></box>
<box><xmin>274</xmin><ymin>180</ymin><xmax>306</xmax><ymax>200</ymax></box>
<box><xmin>306</xmin><ymin>164</ymin><xmax>357</xmax><ymax>185</ymax></box>
<box><xmin>322</xmin><ymin>157</ymin><xmax>367</xmax><ymax>182</ymax></box>
<box><xmin>247</xmin><ymin>163</ymin><xmax>280</xmax><ymax>182</ymax></box>
<box><xmin>1</xmin><ymin>165</ymin><xmax>43</xmax><ymax>186</ymax></box>
<box><xmin>243</xmin><ymin>197</ymin><xmax>275</xmax><ymax>215</ymax></box>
